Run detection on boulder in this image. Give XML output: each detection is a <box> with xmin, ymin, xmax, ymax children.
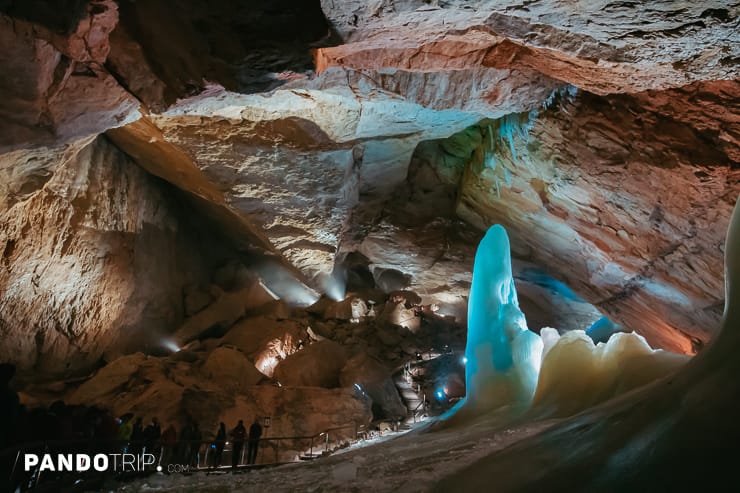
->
<box><xmin>324</xmin><ymin>297</ymin><xmax>368</xmax><ymax>320</ymax></box>
<box><xmin>67</xmin><ymin>353</ymin><xmax>152</xmax><ymax>404</ymax></box>
<box><xmin>221</xmin><ymin>316</ymin><xmax>306</xmax><ymax>377</ymax></box>
<box><xmin>172</xmin><ymin>278</ymin><xmax>277</xmax><ymax>345</ymax></box>
<box><xmin>375</xmin><ymin>268</ymin><xmax>412</xmax><ymax>293</ymax></box>
<box><xmin>201</xmin><ymin>346</ymin><xmax>264</xmax><ymax>388</ymax></box>
<box><xmin>378</xmin><ymin>301</ymin><xmax>420</xmax><ymax>332</ymax></box>
<box><xmin>340</xmin><ymin>353</ymin><xmax>407</xmax><ymax>420</ymax></box>
<box><xmin>310</xmin><ymin>320</ymin><xmax>336</xmax><ymax>339</ymax></box>
<box><xmin>248</xmin><ymin>299</ymin><xmax>292</xmax><ymax>319</ymax></box>
<box><xmin>274</xmin><ymin>340</ymin><xmax>348</xmax><ymax>388</ymax></box>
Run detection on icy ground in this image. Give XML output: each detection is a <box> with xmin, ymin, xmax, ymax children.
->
<box><xmin>116</xmin><ymin>416</ymin><xmax>558</xmax><ymax>492</ymax></box>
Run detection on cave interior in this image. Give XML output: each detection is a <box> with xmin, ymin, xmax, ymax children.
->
<box><xmin>0</xmin><ymin>0</ymin><xmax>738</xmax><ymax>491</ymax></box>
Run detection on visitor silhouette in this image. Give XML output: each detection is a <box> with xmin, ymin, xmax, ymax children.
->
<box><xmin>130</xmin><ymin>417</ymin><xmax>143</xmax><ymax>454</ymax></box>
<box><xmin>0</xmin><ymin>364</ymin><xmax>20</xmax><ymax>492</ymax></box>
<box><xmin>190</xmin><ymin>421</ymin><xmax>202</xmax><ymax>466</ymax></box>
<box><xmin>117</xmin><ymin>413</ymin><xmax>134</xmax><ymax>453</ymax></box>
<box><xmin>230</xmin><ymin>420</ymin><xmax>246</xmax><ymax>469</ymax></box>
<box><xmin>211</xmin><ymin>422</ymin><xmax>226</xmax><ymax>469</ymax></box>
<box><xmin>247</xmin><ymin>418</ymin><xmax>263</xmax><ymax>465</ymax></box>
<box><xmin>160</xmin><ymin>424</ymin><xmax>177</xmax><ymax>469</ymax></box>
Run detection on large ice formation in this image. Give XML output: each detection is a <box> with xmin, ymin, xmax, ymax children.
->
<box><xmin>532</xmin><ymin>328</ymin><xmax>689</xmax><ymax>417</ymax></box>
<box><xmin>460</xmin><ymin>225</ymin><xmax>543</xmax><ymax>413</ymax></box>
<box><xmin>447</xmin><ymin>224</ymin><xmax>689</xmax><ymax>423</ymax></box>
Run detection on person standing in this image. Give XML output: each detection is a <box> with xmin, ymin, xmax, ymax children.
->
<box><xmin>143</xmin><ymin>417</ymin><xmax>161</xmax><ymax>456</ymax></box>
<box><xmin>0</xmin><ymin>364</ymin><xmax>20</xmax><ymax>493</ymax></box>
<box><xmin>247</xmin><ymin>418</ymin><xmax>263</xmax><ymax>465</ymax></box>
<box><xmin>211</xmin><ymin>422</ymin><xmax>226</xmax><ymax>469</ymax></box>
<box><xmin>117</xmin><ymin>414</ymin><xmax>134</xmax><ymax>453</ymax></box>
<box><xmin>190</xmin><ymin>422</ymin><xmax>202</xmax><ymax>467</ymax></box>
<box><xmin>159</xmin><ymin>424</ymin><xmax>177</xmax><ymax>471</ymax></box>
<box><xmin>178</xmin><ymin>419</ymin><xmax>194</xmax><ymax>464</ymax></box>
<box><xmin>230</xmin><ymin>420</ymin><xmax>246</xmax><ymax>470</ymax></box>
<box><xmin>130</xmin><ymin>417</ymin><xmax>143</xmax><ymax>454</ymax></box>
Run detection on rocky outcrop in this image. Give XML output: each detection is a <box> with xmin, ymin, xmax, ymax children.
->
<box><xmin>0</xmin><ymin>137</ymin><xmax>234</xmax><ymax>377</ymax></box>
<box><xmin>220</xmin><ymin>315</ymin><xmax>307</xmax><ymax>377</ymax></box>
<box><xmin>0</xmin><ymin>2</ymin><xmax>139</xmax><ymax>152</ymax></box>
<box><xmin>318</xmin><ymin>0</ymin><xmax>737</xmax><ymax>94</ymax></box>
<box><xmin>200</xmin><ymin>346</ymin><xmax>264</xmax><ymax>389</ymax></box>
<box><xmin>65</xmin><ymin>350</ymin><xmax>372</xmax><ymax>447</ymax></box>
<box><xmin>449</xmin><ymin>84</ymin><xmax>738</xmax><ymax>352</ymax></box>
<box><xmin>171</xmin><ymin>279</ymin><xmax>277</xmax><ymax>346</ymax></box>
<box><xmin>274</xmin><ymin>340</ymin><xmax>348</xmax><ymax>388</ymax></box>
<box><xmin>340</xmin><ymin>352</ymin><xmax>406</xmax><ymax>419</ymax></box>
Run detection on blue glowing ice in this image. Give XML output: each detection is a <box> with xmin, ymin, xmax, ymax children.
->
<box><xmin>442</xmin><ymin>222</ymin><xmax>689</xmax><ymax>425</ymax></box>
<box><xmin>586</xmin><ymin>316</ymin><xmax>624</xmax><ymax>344</ymax></box>
<box><xmin>462</xmin><ymin>225</ymin><xmax>543</xmax><ymax>411</ymax></box>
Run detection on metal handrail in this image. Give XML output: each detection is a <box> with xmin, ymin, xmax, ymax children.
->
<box><xmin>412</xmin><ymin>394</ymin><xmax>427</xmax><ymax>423</ymax></box>
<box><xmin>5</xmin><ymin>423</ymin><xmax>367</xmax><ymax>491</ymax></box>
<box><xmin>306</xmin><ymin>423</ymin><xmax>360</xmax><ymax>460</ymax></box>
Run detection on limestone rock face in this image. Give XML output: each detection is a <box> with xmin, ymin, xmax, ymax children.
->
<box><xmin>66</xmin><ymin>352</ymin><xmax>153</xmax><ymax>404</ymax></box>
<box><xmin>318</xmin><ymin>0</ymin><xmax>737</xmax><ymax>94</ymax></box>
<box><xmin>0</xmin><ymin>3</ymin><xmax>139</xmax><ymax>152</ymax></box>
<box><xmin>274</xmin><ymin>340</ymin><xmax>348</xmax><ymax>388</ymax></box>
<box><xmin>450</xmin><ymin>85</ymin><xmax>738</xmax><ymax>352</ymax></box>
<box><xmin>0</xmin><ymin>137</ymin><xmax>231</xmax><ymax>377</ymax></box>
<box><xmin>324</xmin><ymin>297</ymin><xmax>369</xmax><ymax>321</ymax></box>
<box><xmin>171</xmin><ymin>278</ymin><xmax>277</xmax><ymax>346</ymax></box>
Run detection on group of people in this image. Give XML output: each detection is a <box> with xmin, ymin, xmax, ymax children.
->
<box><xmin>222</xmin><ymin>419</ymin><xmax>263</xmax><ymax>468</ymax></box>
<box><xmin>1</xmin><ymin>362</ymin><xmax>267</xmax><ymax>486</ymax></box>
<box><xmin>116</xmin><ymin>415</ymin><xmax>264</xmax><ymax>470</ymax></box>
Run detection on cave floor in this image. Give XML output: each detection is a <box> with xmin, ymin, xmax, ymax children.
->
<box><xmin>115</xmin><ymin>415</ymin><xmax>559</xmax><ymax>492</ymax></box>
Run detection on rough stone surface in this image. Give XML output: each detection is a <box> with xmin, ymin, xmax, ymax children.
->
<box><xmin>200</xmin><ymin>346</ymin><xmax>264</xmax><ymax>388</ymax></box>
<box><xmin>340</xmin><ymin>352</ymin><xmax>407</xmax><ymax>419</ymax></box>
<box><xmin>220</xmin><ymin>316</ymin><xmax>307</xmax><ymax>377</ymax></box>
<box><xmin>171</xmin><ymin>279</ymin><xmax>277</xmax><ymax>346</ymax></box>
<box><xmin>0</xmin><ymin>4</ymin><xmax>139</xmax><ymax>152</ymax></box>
<box><xmin>0</xmin><ymin>137</ymin><xmax>231</xmax><ymax>377</ymax></box>
<box><xmin>65</xmin><ymin>351</ymin><xmax>372</xmax><ymax>450</ymax></box>
<box><xmin>451</xmin><ymin>86</ymin><xmax>738</xmax><ymax>352</ymax></box>
<box><xmin>274</xmin><ymin>340</ymin><xmax>349</xmax><ymax>388</ymax></box>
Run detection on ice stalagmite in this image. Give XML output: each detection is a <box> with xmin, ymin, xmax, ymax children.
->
<box><xmin>442</xmin><ymin>224</ymin><xmax>688</xmax><ymax>426</ymax></box>
<box><xmin>460</xmin><ymin>225</ymin><xmax>543</xmax><ymax>414</ymax></box>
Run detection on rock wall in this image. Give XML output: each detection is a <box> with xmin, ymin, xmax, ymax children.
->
<box><xmin>0</xmin><ymin>136</ymin><xmax>233</xmax><ymax>378</ymax></box>
<box><xmin>445</xmin><ymin>83</ymin><xmax>738</xmax><ymax>352</ymax></box>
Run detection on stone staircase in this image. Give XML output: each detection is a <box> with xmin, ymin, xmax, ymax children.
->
<box><xmin>393</xmin><ymin>366</ymin><xmax>427</xmax><ymax>428</ymax></box>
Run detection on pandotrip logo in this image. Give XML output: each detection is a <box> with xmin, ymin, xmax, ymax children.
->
<box><xmin>24</xmin><ymin>453</ymin><xmax>158</xmax><ymax>473</ymax></box>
